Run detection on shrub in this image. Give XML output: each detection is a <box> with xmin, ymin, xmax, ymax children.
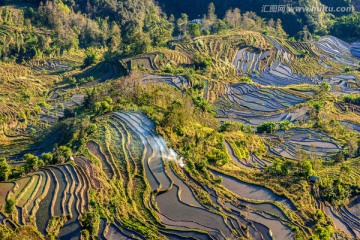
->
<box><xmin>344</xmin><ymin>66</ymin><xmax>352</xmax><ymax>73</ymax></box>
<box><xmin>24</xmin><ymin>154</ymin><xmax>39</xmax><ymax>172</ymax></box>
<box><xmin>319</xmin><ymin>82</ymin><xmax>331</xmax><ymax>94</ymax></box>
<box><xmin>83</xmin><ymin>49</ymin><xmax>99</xmax><ymax>67</ymax></box>
<box><xmin>192</xmin><ymin>96</ymin><xmax>212</xmax><ymax>112</ymax></box>
<box><xmin>333</xmin><ymin>151</ymin><xmax>345</xmax><ymax>163</ymax></box>
<box><xmin>192</xmin><ymin>80</ymin><xmax>206</xmax><ymax>91</ymax></box>
<box><xmin>239</xmin><ymin>76</ymin><xmax>253</xmax><ymax>83</ymax></box>
<box><xmin>256</xmin><ymin>122</ymin><xmax>277</xmax><ymax>134</ymax></box>
<box><xmin>188</xmin><ymin>23</ymin><xmax>201</xmax><ymax>38</ymax></box>
<box><xmin>193</xmin><ymin>53</ymin><xmax>212</xmax><ymax>70</ymax></box>
<box><xmin>279</xmin><ymin>120</ymin><xmax>292</xmax><ymax>130</ymax></box>
<box><xmin>80</xmin><ymin>211</ymin><xmax>100</xmax><ymax>236</ymax></box>
<box><xmin>319</xmin><ymin>178</ymin><xmax>351</xmax><ymax>205</ymax></box>
<box><xmin>5</xmin><ymin>198</ymin><xmax>15</xmax><ymax>214</ymax></box>
<box><xmin>63</xmin><ymin>108</ymin><xmax>75</xmax><ymax>118</ymax></box>
<box><xmin>206</xmin><ymin>148</ymin><xmax>229</xmax><ymax>166</ymax></box>
<box><xmin>0</xmin><ymin>158</ymin><xmax>10</xmax><ymax>181</ymax></box>
<box><xmin>54</xmin><ymin>146</ymin><xmax>72</xmax><ymax>164</ymax></box>
<box><xmin>343</xmin><ymin>94</ymin><xmax>360</xmax><ymax>105</ymax></box>
<box><xmin>202</xmin><ymin>29</ymin><xmax>210</xmax><ymax>35</ymax></box>
<box><xmin>314</xmin><ymin>226</ymin><xmax>334</xmax><ymax>240</ymax></box>
<box><xmin>81</xmin><ymin>229</ymin><xmax>90</xmax><ymax>240</ymax></box>
<box><xmin>67</xmin><ymin>77</ymin><xmax>76</xmax><ymax>85</ymax></box>
<box><xmin>41</xmin><ymin>153</ymin><xmax>53</xmax><ymax>164</ymax></box>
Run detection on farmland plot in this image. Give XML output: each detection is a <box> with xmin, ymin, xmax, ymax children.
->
<box><xmin>351</xmin><ymin>42</ymin><xmax>360</xmax><ymax>58</ymax></box>
<box><xmin>251</xmin><ymin>62</ymin><xmax>314</xmax><ymax>86</ymax></box>
<box><xmin>217</xmin><ymin>83</ymin><xmax>309</xmax><ymax>125</ymax></box>
<box><xmin>315</xmin><ymin>36</ymin><xmax>358</xmax><ymax>66</ymax></box>
<box><xmin>114</xmin><ymin>112</ymin><xmax>172</xmax><ymax>192</ymax></box>
<box><xmin>339</xmin><ymin>121</ymin><xmax>360</xmax><ymax>133</ymax></box>
<box><xmin>142</xmin><ymin>74</ymin><xmax>190</xmax><ymax>90</ymax></box>
<box><xmin>104</xmin><ymin>113</ymin><xmax>246</xmax><ymax>238</ymax></box>
<box><xmin>211</xmin><ymin>170</ymin><xmax>295</xmax><ymax>210</ymax></box>
<box><xmin>0</xmin><ymin>163</ymin><xmax>88</xmax><ymax>238</ymax></box>
<box><xmin>323</xmin><ymin>74</ymin><xmax>360</xmax><ymax>94</ymax></box>
<box><xmin>324</xmin><ymin>206</ymin><xmax>360</xmax><ymax>239</ymax></box>
<box><xmin>267</xmin><ymin>128</ymin><xmax>341</xmax><ymax>160</ymax></box>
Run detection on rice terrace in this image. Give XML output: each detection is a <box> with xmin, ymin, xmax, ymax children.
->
<box><xmin>0</xmin><ymin>0</ymin><xmax>360</xmax><ymax>239</ymax></box>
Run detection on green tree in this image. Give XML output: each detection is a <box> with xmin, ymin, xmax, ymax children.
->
<box><xmin>333</xmin><ymin>151</ymin><xmax>345</xmax><ymax>163</ymax></box>
<box><xmin>279</xmin><ymin>120</ymin><xmax>292</xmax><ymax>130</ymax></box>
<box><xmin>5</xmin><ymin>198</ymin><xmax>15</xmax><ymax>214</ymax></box>
<box><xmin>81</xmin><ymin>229</ymin><xmax>90</xmax><ymax>240</ymax></box>
<box><xmin>275</xmin><ymin>19</ymin><xmax>288</xmax><ymax>38</ymax></box>
<box><xmin>224</xmin><ymin>8</ymin><xmax>241</xmax><ymax>28</ymax></box>
<box><xmin>124</xmin><ymin>25</ymin><xmax>151</xmax><ymax>55</ymax></box>
<box><xmin>319</xmin><ymin>82</ymin><xmax>331</xmax><ymax>94</ymax></box>
<box><xmin>53</xmin><ymin>146</ymin><xmax>72</xmax><ymax>164</ymax></box>
<box><xmin>211</xmin><ymin>19</ymin><xmax>227</xmax><ymax>33</ymax></box>
<box><xmin>344</xmin><ymin>66</ymin><xmax>352</xmax><ymax>73</ymax></box>
<box><xmin>343</xmin><ymin>94</ymin><xmax>360</xmax><ymax>105</ymax></box>
<box><xmin>314</xmin><ymin>209</ymin><xmax>326</xmax><ymax>224</ymax></box>
<box><xmin>256</xmin><ymin>122</ymin><xmax>277</xmax><ymax>134</ymax></box>
<box><xmin>0</xmin><ymin>158</ymin><xmax>10</xmax><ymax>182</ymax></box>
<box><xmin>188</xmin><ymin>23</ymin><xmax>201</xmax><ymax>38</ymax></box>
<box><xmin>108</xmin><ymin>22</ymin><xmax>122</xmax><ymax>53</ymax></box>
<box><xmin>280</xmin><ymin>160</ymin><xmax>292</xmax><ymax>176</ymax></box>
<box><xmin>346</xmin><ymin>136</ymin><xmax>358</xmax><ymax>157</ymax></box>
<box><xmin>331</xmin><ymin>13</ymin><xmax>360</xmax><ymax>41</ymax></box>
<box><xmin>299</xmin><ymin>160</ymin><xmax>314</xmax><ymax>178</ymax></box>
<box><xmin>315</xmin><ymin>226</ymin><xmax>333</xmax><ymax>240</ymax></box>
<box><xmin>312</xmin><ymin>102</ymin><xmax>323</xmax><ymax>113</ymax></box>
<box><xmin>319</xmin><ymin>178</ymin><xmax>351</xmax><ymax>205</ymax></box>
<box><xmin>94</xmin><ymin>97</ymin><xmax>113</xmax><ymax>116</ymax></box>
<box><xmin>298</xmin><ymin>25</ymin><xmax>312</xmax><ymax>41</ymax></box>
<box><xmin>206</xmin><ymin>148</ymin><xmax>229</xmax><ymax>166</ymax></box>
<box><xmin>193</xmin><ymin>53</ymin><xmax>212</xmax><ymax>70</ymax></box>
<box><xmin>83</xmin><ymin>48</ymin><xmax>99</xmax><ymax>67</ymax></box>
<box><xmin>58</xmin><ymin>146</ymin><xmax>72</xmax><ymax>163</ymax></box>
<box><xmin>144</xmin><ymin>5</ymin><xmax>173</xmax><ymax>47</ymax></box>
<box><xmin>177</xmin><ymin>13</ymin><xmax>189</xmax><ymax>36</ymax></box>
<box><xmin>41</xmin><ymin>153</ymin><xmax>53</xmax><ymax>164</ymax></box>
<box><xmin>81</xmin><ymin>211</ymin><xmax>100</xmax><ymax>236</ymax></box>
<box><xmin>207</xmin><ymin>2</ymin><xmax>217</xmax><ymax>23</ymax></box>
<box><xmin>24</xmin><ymin>154</ymin><xmax>39</xmax><ymax>172</ymax></box>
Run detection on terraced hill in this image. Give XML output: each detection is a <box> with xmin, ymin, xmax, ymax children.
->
<box><xmin>108</xmin><ymin>32</ymin><xmax>359</xmax><ymax>239</ymax></box>
<box><xmin>0</xmin><ymin>110</ymin><xmax>320</xmax><ymax>239</ymax></box>
<box><xmin>81</xmin><ymin>112</ymin><xmax>315</xmax><ymax>239</ymax></box>
<box><xmin>0</xmin><ymin>163</ymin><xmax>90</xmax><ymax>238</ymax></box>
<box><xmin>169</xmin><ymin>33</ymin><xmax>359</xmax><ymax>86</ymax></box>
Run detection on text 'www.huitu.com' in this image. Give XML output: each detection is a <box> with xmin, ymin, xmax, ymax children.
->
<box><xmin>261</xmin><ymin>5</ymin><xmax>354</xmax><ymax>13</ymax></box>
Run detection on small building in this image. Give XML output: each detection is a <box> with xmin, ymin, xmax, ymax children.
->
<box><xmin>189</xmin><ymin>19</ymin><xmax>204</xmax><ymax>24</ymax></box>
<box><xmin>309</xmin><ymin>176</ymin><xmax>320</xmax><ymax>183</ymax></box>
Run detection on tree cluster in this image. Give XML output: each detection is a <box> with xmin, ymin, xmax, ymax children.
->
<box><xmin>175</xmin><ymin>3</ymin><xmax>288</xmax><ymax>39</ymax></box>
